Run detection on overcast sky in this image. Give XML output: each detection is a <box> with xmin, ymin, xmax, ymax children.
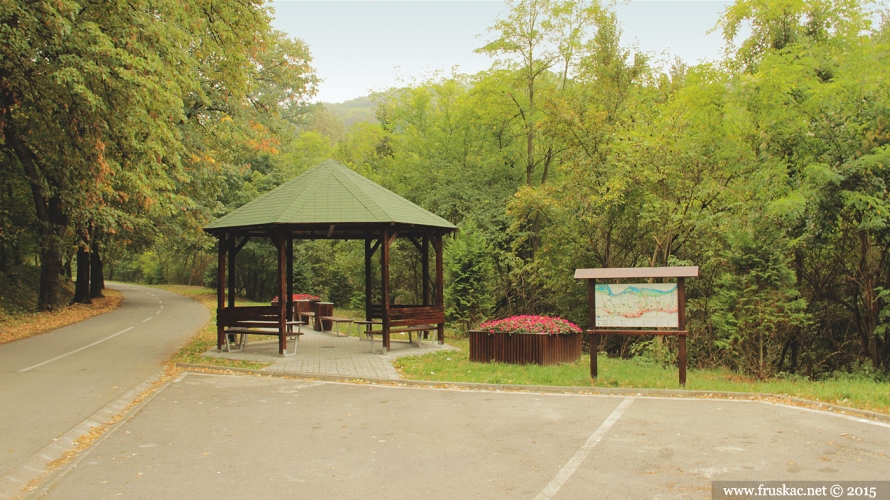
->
<box><xmin>270</xmin><ymin>1</ymin><xmax>734</xmax><ymax>104</ymax></box>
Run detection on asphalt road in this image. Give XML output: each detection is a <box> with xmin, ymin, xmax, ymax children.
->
<box><xmin>0</xmin><ymin>283</ymin><xmax>208</xmax><ymax>497</ymax></box>
<box><xmin>33</xmin><ymin>373</ymin><xmax>890</xmax><ymax>500</ymax></box>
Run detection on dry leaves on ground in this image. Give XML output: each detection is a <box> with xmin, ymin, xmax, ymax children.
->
<box><xmin>0</xmin><ymin>290</ymin><xmax>123</xmax><ymax>346</ymax></box>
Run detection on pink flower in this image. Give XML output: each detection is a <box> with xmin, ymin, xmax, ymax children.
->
<box><xmin>272</xmin><ymin>293</ymin><xmax>321</xmax><ymax>303</ymax></box>
<box><xmin>477</xmin><ymin>315</ymin><xmax>581</xmax><ymax>335</ymax></box>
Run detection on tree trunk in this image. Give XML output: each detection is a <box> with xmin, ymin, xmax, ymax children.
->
<box><xmin>73</xmin><ymin>244</ymin><xmax>92</xmax><ymax>304</ymax></box>
<box><xmin>7</xmin><ymin>121</ymin><xmax>68</xmax><ymax>311</ymax></box>
<box><xmin>62</xmin><ymin>254</ymin><xmax>72</xmax><ymax>279</ymax></box>
<box><xmin>90</xmin><ymin>238</ymin><xmax>104</xmax><ymax>298</ymax></box>
<box><xmin>37</xmin><ymin>209</ymin><xmax>66</xmax><ymax>311</ymax></box>
<box><xmin>36</xmin><ymin>195</ymin><xmax>67</xmax><ymax>311</ymax></box>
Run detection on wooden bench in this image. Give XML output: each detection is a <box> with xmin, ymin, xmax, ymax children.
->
<box><xmin>218</xmin><ymin>306</ymin><xmax>305</xmax><ymax>356</ymax></box>
<box><xmin>223</xmin><ymin>320</ymin><xmax>305</xmax><ymax>355</ymax></box>
<box><xmin>366</xmin><ymin>324</ymin><xmax>436</xmax><ymax>353</ymax></box>
<box><xmin>354</xmin><ymin>319</ymin><xmax>381</xmax><ymax>339</ymax></box>
<box><xmin>320</xmin><ymin>316</ymin><xmax>354</xmax><ymax>336</ymax></box>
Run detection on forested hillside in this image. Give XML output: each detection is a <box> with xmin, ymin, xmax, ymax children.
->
<box><xmin>2</xmin><ymin>0</ymin><xmax>888</xmax><ymax>379</ymax></box>
<box><xmin>324</xmin><ymin>96</ymin><xmax>378</xmax><ymax>127</ymax></box>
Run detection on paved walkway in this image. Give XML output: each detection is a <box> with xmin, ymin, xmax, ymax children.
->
<box><xmin>202</xmin><ymin>325</ymin><xmax>456</xmax><ymax>380</ymax></box>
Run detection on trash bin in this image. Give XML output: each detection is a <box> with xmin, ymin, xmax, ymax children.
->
<box><xmin>312</xmin><ymin>301</ymin><xmax>333</xmax><ymax>331</ymax></box>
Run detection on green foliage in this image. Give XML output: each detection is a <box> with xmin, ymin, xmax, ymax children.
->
<box><xmin>712</xmin><ymin>223</ymin><xmax>811</xmax><ymax>379</ymax></box>
<box><xmin>0</xmin><ymin>0</ymin><xmax>317</xmax><ymax>309</ymax></box>
<box><xmin>445</xmin><ymin>224</ymin><xmax>494</xmax><ymax>333</ymax></box>
<box><xmin>234</xmin><ymin>242</ymin><xmax>279</xmax><ymax>302</ymax></box>
<box><xmin>323</xmin><ymin>96</ymin><xmax>378</xmax><ymax>128</ymax></box>
<box><xmin>325</xmin><ymin>0</ymin><xmax>889</xmax><ymax>378</ymax></box>
<box><xmin>296</xmin><ymin>240</ymin><xmax>364</xmax><ymax>307</ymax></box>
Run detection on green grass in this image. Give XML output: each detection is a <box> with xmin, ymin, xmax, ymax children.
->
<box><xmin>395</xmin><ymin>337</ymin><xmax>890</xmax><ymax>415</ymax></box>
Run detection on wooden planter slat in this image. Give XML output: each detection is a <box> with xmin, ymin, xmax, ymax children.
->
<box><xmin>468</xmin><ymin>331</ymin><xmax>582</xmax><ymax>365</ymax></box>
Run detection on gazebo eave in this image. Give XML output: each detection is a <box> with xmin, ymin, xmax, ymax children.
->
<box><xmin>203</xmin><ymin>222</ymin><xmax>456</xmax><ymax>241</ymax></box>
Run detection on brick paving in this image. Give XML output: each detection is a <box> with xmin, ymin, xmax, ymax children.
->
<box><xmin>202</xmin><ymin>325</ymin><xmax>456</xmax><ymax>380</ymax></box>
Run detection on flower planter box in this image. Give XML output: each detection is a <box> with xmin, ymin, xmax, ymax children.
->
<box><xmin>468</xmin><ymin>330</ymin><xmax>582</xmax><ymax>366</ymax></box>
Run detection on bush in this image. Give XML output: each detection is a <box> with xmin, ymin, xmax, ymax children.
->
<box><xmin>445</xmin><ymin>223</ymin><xmax>494</xmax><ymax>334</ymax></box>
<box><xmin>712</xmin><ymin>223</ymin><xmax>810</xmax><ymax>379</ymax></box>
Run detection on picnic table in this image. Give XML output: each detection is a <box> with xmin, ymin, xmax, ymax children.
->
<box><xmin>224</xmin><ymin>319</ymin><xmax>305</xmax><ymax>356</ymax></box>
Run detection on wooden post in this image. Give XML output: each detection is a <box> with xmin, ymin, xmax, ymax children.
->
<box><xmin>286</xmin><ymin>236</ymin><xmax>294</xmax><ymax>323</ymax></box>
<box><xmin>678</xmin><ymin>277</ymin><xmax>687</xmax><ymax>385</ymax></box>
<box><xmin>217</xmin><ymin>234</ymin><xmax>226</xmax><ymax>351</ymax></box>
<box><xmin>381</xmin><ymin>228</ymin><xmax>391</xmax><ymax>353</ymax></box>
<box><xmin>227</xmin><ymin>232</ymin><xmax>236</xmax><ymax>309</ymax></box>
<box><xmin>434</xmin><ymin>234</ymin><xmax>445</xmax><ymax>345</ymax></box>
<box><xmin>588</xmin><ymin>278</ymin><xmax>598</xmax><ymax>379</ymax></box>
<box><xmin>365</xmin><ymin>238</ymin><xmax>373</xmax><ymax>322</ymax></box>
<box><xmin>422</xmin><ymin>236</ymin><xmax>430</xmax><ymax>306</ymax></box>
<box><xmin>277</xmin><ymin>230</ymin><xmax>287</xmax><ymax>355</ymax></box>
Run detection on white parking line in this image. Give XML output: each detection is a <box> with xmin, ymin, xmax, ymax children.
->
<box><xmin>535</xmin><ymin>397</ymin><xmax>635</xmax><ymax>500</ymax></box>
<box><xmin>17</xmin><ymin>327</ymin><xmax>135</xmax><ymax>373</ymax></box>
<box><xmin>142</xmin><ymin>317</ymin><xmax>153</xmax><ymax>323</ymax></box>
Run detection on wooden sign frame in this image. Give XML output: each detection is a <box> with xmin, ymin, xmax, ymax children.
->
<box><xmin>574</xmin><ymin>266</ymin><xmax>699</xmax><ymax>385</ymax></box>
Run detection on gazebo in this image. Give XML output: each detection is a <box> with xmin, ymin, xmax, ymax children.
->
<box><xmin>203</xmin><ymin>160</ymin><xmax>457</xmax><ymax>355</ymax></box>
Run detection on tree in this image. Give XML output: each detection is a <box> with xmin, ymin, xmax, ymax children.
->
<box><xmin>2</xmin><ymin>0</ymin><xmax>196</xmax><ymax>308</ymax></box>
<box><xmin>445</xmin><ymin>223</ymin><xmax>494</xmax><ymax>333</ymax></box>
<box><xmin>718</xmin><ymin>0</ymin><xmax>871</xmax><ymax>72</ymax></box>
<box><xmin>1</xmin><ymin>0</ymin><xmax>317</xmax><ymax>308</ymax></box>
<box><xmin>476</xmin><ymin>0</ymin><xmax>607</xmax><ymax>188</ymax></box>
<box><xmin>712</xmin><ymin>222</ymin><xmax>810</xmax><ymax>378</ymax></box>
<box><xmin>720</xmin><ymin>0</ymin><xmax>890</xmax><ymax>373</ymax></box>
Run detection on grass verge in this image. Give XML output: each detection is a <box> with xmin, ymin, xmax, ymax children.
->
<box><xmin>395</xmin><ymin>337</ymin><xmax>890</xmax><ymax>415</ymax></box>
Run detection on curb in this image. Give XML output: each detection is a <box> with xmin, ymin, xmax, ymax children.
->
<box><xmin>0</xmin><ymin>369</ymin><xmax>168</xmax><ymax>500</ymax></box>
<box><xmin>20</xmin><ymin>369</ymin><xmax>181</xmax><ymax>500</ymax></box>
<box><xmin>175</xmin><ymin>363</ymin><xmax>890</xmax><ymax>424</ymax></box>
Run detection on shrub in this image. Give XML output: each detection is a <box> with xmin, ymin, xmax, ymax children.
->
<box><xmin>445</xmin><ymin>223</ymin><xmax>494</xmax><ymax>334</ymax></box>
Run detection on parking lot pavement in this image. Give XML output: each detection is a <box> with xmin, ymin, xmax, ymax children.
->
<box><xmin>34</xmin><ymin>372</ymin><xmax>890</xmax><ymax>500</ymax></box>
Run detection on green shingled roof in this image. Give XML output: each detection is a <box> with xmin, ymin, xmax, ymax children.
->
<box><xmin>204</xmin><ymin>160</ymin><xmax>456</xmax><ymax>231</ymax></box>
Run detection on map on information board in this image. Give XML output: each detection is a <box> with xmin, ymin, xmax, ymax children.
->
<box><xmin>595</xmin><ymin>283</ymin><xmax>679</xmax><ymax>328</ymax></box>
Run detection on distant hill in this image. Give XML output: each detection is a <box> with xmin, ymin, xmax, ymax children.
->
<box><xmin>323</xmin><ymin>96</ymin><xmax>377</xmax><ymax>128</ymax></box>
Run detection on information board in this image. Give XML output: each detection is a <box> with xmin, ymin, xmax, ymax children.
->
<box><xmin>594</xmin><ymin>283</ymin><xmax>679</xmax><ymax>328</ymax></box>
